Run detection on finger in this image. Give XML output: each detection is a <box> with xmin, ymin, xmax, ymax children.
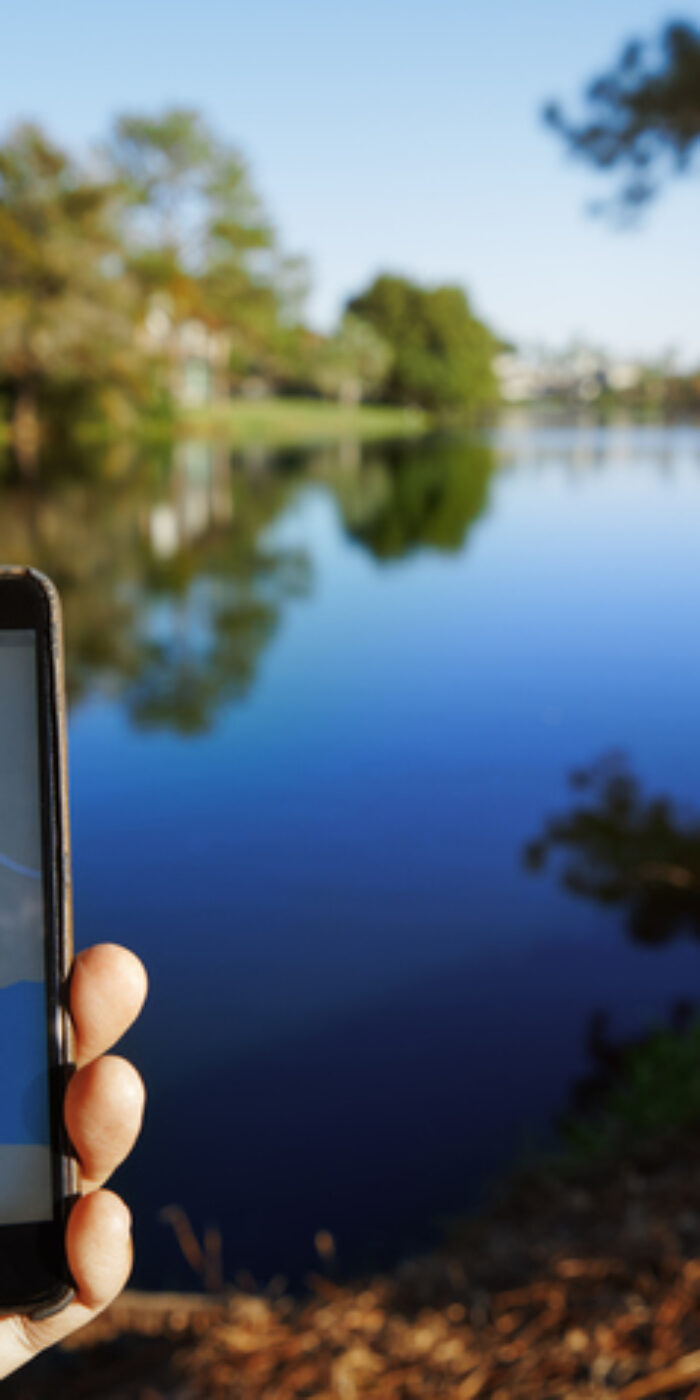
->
<box><xmin>65</xmin><ymin>1055</ymin><xmax>146</xmax><ymax>1191</ymax></box>
<box><xmin>66</xmin><ymin>1190</ymin><xmax>133</xmax><ymax>1309</ymax></box>
<box><xmin>71</xmin><ymin>944</ymin><xmax>148</xmax><ymax>1068</ymax></box>
<box><xmin>0</xmin><ymin>1191</ymin><xmax>132</xmax><ymax>1379</ymax></box>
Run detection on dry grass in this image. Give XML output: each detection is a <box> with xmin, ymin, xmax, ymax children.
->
<box><xmin>7</xmin><ymin>1132</ymin><xmax>700</xmax><ymax>1398</ymax></box>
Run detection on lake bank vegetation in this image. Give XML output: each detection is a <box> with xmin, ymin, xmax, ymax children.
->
<box><xmin>0</xmin><ymin>110</ymin><xmax>498</xmax><ymax>469</ymax></box>
<box><xmin>179</xmin><ymin>397</ymin><xmax>429</xmax><ymax>447</ymax></box>
<box><xmin>3</xmin><ymin>64</ymin><xmax>700</xmax><ymax>468</ymax></box>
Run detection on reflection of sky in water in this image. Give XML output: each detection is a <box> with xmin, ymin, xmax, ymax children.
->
<box><xmin>66</xmin><ymin>426</ymin><xmax>700</xmax><ymax>1286</ymax></box>
<box><xmin>138</xmin><ymin>585</ymin><xmax>225</xmax><ymax>663</ymax></box>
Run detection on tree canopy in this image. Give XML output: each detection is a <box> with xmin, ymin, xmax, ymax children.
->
<box><xmin>0</xmin><ymin>108</ymin><xmax>308</xmax><ymax>453</ymax></box>
<box><xmin>0</xmin><ymin>123</ymin><xmax>143</xmax><ymax>443</ymax></box>
<box><xmin>0</xmin><ymin>109</ymin><xmax>500</xmax><ymax>454</ymax></box>
<box><xmin>107</xmin><ymin>108</ymin><xmax>307</xmax><ymax>337</ymax></box>
<box><xmin>545</xmin><ymin>19</ymin><xmax>700</xmax><ymax>211</ymax></box>
<box><xmin>346</xmin><ymin>274</ymin><xmax>497</xmax><ymax>415</ymax></box>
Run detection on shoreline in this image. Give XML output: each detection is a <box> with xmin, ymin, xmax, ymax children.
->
<box><xmin>0</xmin><ymin>399</ymin><xmax>431</xmax><ymax>456</ymax></box>
<box><xmin>177</xmin><ymin>397</ymin><xmax>430</xmax><ymax>446</ymax></box>
<box><xmin>4</xmin><ymin>400</ymin><xmax>698</xmax><ymax>460</ymax></box>
<box><xmin>8</xmin><ymin>1129</ymin><xmax>700</xmax><ymax>1398</ymax></box>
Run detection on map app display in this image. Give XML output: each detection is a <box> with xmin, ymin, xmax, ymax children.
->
<box><xmin>0</xmin><ymin>631</ymin><xmax>52</xmax><ymax>1224</ymax></box>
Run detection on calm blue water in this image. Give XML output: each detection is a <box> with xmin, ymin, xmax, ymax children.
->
<box><xmin>29</xmin><ymin>422</ymin><xmax>700</xmax><ymax>1288</ymax></box>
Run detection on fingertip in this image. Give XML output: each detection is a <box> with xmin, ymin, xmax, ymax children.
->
<box><xmin>65</xmin><ymin>1054</ymin><xmax>147</xmax><ymax>1189</ymax></box>
<box><xmin>115</xmin><ymin>947</ymin><xmax>149</xmax><ymax>1013</ymax></box>
<box><xmin>74</xmin><ymin>944</ymin><xmax>148</xmax><ymax>1012</ymax></box>
<box><xmin>66</xmin><ymin>1191</ymin><xmax>133</xmax><ymax>1312</ymax></box>
<box><xmin>71</xmin><ymin>944</ymin><xmax>148</xmax><ymax>1067</ymax></box>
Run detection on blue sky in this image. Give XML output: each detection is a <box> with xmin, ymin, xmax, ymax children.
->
<box><xmin>4</xmin><ymin>0</ymin><xmax>699</xmax><ymax>360</ymax></box>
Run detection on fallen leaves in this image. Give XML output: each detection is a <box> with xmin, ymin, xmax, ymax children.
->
<box><xmin>6</xmin><ymin>1131</ymin><xmax>700</xmax><ymax>1398</ymax></box>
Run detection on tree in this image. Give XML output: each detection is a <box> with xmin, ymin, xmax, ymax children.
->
<box><xmin>107</xmin><ymin>107</ymin><xmax>308</xmax><ymax>364</ymax></box>
<box><xmin>545</xmin><ymin>20</ymin><xmax>700</xmax><ymax>211</ymax></box>
<box><xmin>0</xmin><ymin>109</ymin><xmax>312</xmax><ymax>458</ymax></box>
<box><xmin>310</xmin><ymin>313</ymin><xmax>393</xmax><ymax>403</ymax></box>
<box><xmin>346</xmin><ymin>274</ymin><xmax>497</xmax><ymax>415</ymax></box>
<box><xmin>0</xmin><ymin>124</ymin><xmax>144</xmax><ymax>465</ymax></box>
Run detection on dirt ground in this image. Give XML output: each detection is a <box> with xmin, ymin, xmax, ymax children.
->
<box><xmin>6</xmin><ymin>1133</ymin><xmax>700</xmax><ymax>1399</ymax></box>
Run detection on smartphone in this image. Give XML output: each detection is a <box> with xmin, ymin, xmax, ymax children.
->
<box><xmin>0</xmin><ymin>568</ymin><xmax>78</xmax><ymax>1318</ymax></box>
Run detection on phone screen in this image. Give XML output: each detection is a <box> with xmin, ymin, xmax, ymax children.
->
<box><xmin>0</xmin><ymin>629</ymin><xmax>53</xmax><ymax>1225</ymax></box>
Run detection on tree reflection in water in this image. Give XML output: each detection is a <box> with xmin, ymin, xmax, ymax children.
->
<box><xmin>328</xmin><ymin>435</ymin><xmax>494</xmax><ymax>560</ymax></box>
<box><xmin>0</xmin><ymin>433</ymin><xmax>497</xmax><ymax>731</ymax></box>
<box><xmin>0</xmin><ymin>438</ymin><xmax>310</xmax><ymax>732</ymax></box>
<box><xmin>524</xmin><ymin>752</ymin><xmax>700</xmax><ymax>944</ymax></box>
<box><xmin>524</xmin><ymin>755</ymin><xmax>700</xmax><ymax>1146</ymax></box>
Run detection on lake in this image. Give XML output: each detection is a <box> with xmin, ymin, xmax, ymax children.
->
<box><xmin>5</xmin><ymin>421</ymin><xmax>700</xmax><ymax>1290</ymax></box>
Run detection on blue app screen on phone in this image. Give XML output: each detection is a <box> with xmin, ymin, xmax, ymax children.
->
<box><xmin>0</xmin><ymin>631</ymin><xmax>52</xmax><ymax>1224</ymax></box>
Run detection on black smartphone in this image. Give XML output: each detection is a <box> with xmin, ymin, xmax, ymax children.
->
<box><xmin>0</xmin><ymin>568</ymin><xmax>78</xmax><ymax>1318</ymax></box>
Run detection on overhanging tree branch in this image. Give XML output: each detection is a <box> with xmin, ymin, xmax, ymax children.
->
<box><xmin>544</xmin><ymin>20</ymin><xmax>700</xmax><ymax>213</ymax></box>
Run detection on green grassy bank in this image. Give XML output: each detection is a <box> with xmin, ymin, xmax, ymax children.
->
<box><xmin>1</xmin><ymin>397</ymin><xmax>430</xmax><ymax>455</ymax></box>
<box><xmin>179</xmin><ymin>397</ymin><xmax>429</xmax><ymax>446</ymax></box>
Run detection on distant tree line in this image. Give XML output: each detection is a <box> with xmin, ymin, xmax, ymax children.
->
<box><xmin>0</xmin><ymin>108</ymin><xmax>498</xmax><ymax>457</ymax></box>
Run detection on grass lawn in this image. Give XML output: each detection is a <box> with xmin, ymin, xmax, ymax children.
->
<box><xmin>0</xmin><ymin>397</ymin><xmax>431</xmax><ymax>458</ymax></box>
<box><xmin>180</xmin><ymin>396</ymin><xmax>429</xmax><ymax>446</ymax></box>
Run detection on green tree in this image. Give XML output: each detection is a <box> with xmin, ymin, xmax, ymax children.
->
<box><xmin>346</xmin><ymin>274</ymin><xmax>497</xmax><ymax>415</ymax></box>
<box><xmin>107</xmin><ymin>107</ymin><xmax>308</xmax><ymax>372</ymax></box>
<box><xmin>311</xmin><ymin>313</ymin><xmax>393</xmax><ymax>403</ymax></box>
<box><xmin>0</xmin><ymin>124</ymin><xmax>144</xmax><ymax>465</ymax></box>
<box><xmin>544</xmin><ymin>20</ymin><xmax>700</xmax><ymax>211</ymax></box>
<box><xmin>0</xmin><ymin>108</ymin><xmax>312</xmax><ymax>458</ymax></box>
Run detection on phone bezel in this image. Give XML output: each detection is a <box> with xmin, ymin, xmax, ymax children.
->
<box><xmin>0</xmin><ymin>570</ymin><xmax>76</xmax><ymax>1317</ymax></box>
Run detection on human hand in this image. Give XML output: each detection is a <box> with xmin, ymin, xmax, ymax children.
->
<box><xmin>0</xmin><ymin>943</ymin><xmax>147</xmax><ymax>1378</ymax></box>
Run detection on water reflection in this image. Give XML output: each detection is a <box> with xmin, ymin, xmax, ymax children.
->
<box><xmin>524</xmin><ymin>753</ymin><xmax>700</xmax><ymax>944</ymax></box>
<box><xmin>0</xmin><ymin>440</ymin><xmax>310</xmax><ymax>730</ymax></box>
<box><xmin>49</xmin><ymin>423</ymin><xmax>700</xmax><ymax>1287</ymax></box>
<box><xmin>328</xmin><ymin>436</ymin><xmax>494</xmax><ymax>560</ymax></box>
<box><xmin>0</xmin><ymin>435</ymin><xmax>497</xmax><ymax>728</ymax></box>
<box><xmin>494</xmin><ymin>421</ymin><xmax>700</xmax><ymax>476</ymax></box>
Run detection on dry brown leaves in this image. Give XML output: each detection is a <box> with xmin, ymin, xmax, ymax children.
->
<box><xmin>6</xmin><ymin>1133</ymin><xmax>700</xmax><ymax>1399</ymax></box>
